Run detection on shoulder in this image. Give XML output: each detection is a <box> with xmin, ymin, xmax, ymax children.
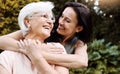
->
<box><xmin>0</xmin><ymin>51</ymin><xmax>27</xmax><ymax>73</ymax></box>
<box><xmin>75</xmin><ymin>40</ymin><xmax>87</xmax><ymax>49</ymax></box>
<box><xmin>0</xmin><ymin>51</ymin><xmax>16</xmax><ymax>71</ymax></box>
<box><xmin>0</xmin><ymin>50</ymin><xmax>21</xmax><ymax>57</ymax></box>
<box><xmin>0</xmin><ymin>51</ymin><xmax>16</xmax><ymax>57</ymax></box>
<box><xmin>0</xmin><ymin>51</ymin><xmax>20</xmax><ymax>62</ymax></box>
<box><xmin>0</xmin><ymin>50</ymin><xmax>24</xmax><ymax>62</ymax></box>
<box><xmin>47</xmin><ymin>42</ymin><xmax>67</xmax><ymax>54</ymax></box>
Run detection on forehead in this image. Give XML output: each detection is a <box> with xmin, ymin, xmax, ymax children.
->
<box><xmin>31</xmin><ymin>10</ymin><xmax>54</xmax><ymax>18</ymax></box>
<box><xmin>63</xmin><ymin>7</ymin><xmax>75</xmax><ymax>13</ymax></box>
<box><xmin>63</xmin><ymin>7</ymin><xmax>77</xmax><ymax>20</ymax></box>
<box><xmin>34</xmin><ymin>10</ymin><xmax>52</xmax><ymax>14</ymax></box>
<box><xmin>31</xmin><ymin>10</ymin><xmax>55</xmax><ymax>22</ymax></box>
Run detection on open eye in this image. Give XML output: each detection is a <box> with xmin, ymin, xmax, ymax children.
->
<box><xmin>40</xmin><ymin>14</ymin><xmax>48</xmax><ymax>18</ymax></box>
<box><xmin>51</xmin><ymin>17</ymin><xmax>55</xmax><ymax>22</ymax></box>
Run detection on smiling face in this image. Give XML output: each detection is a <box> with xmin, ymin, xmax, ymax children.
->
<box><xmin>25</xmin><ymin>11</ymin><xmax>54</xmax><ymax>41</ymax></box>
<box><xmin>57</xmin><ymin>7</ymin><xmax>80</xmax><ymax>39</ymax></box>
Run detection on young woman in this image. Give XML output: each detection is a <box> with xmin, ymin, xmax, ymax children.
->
<box><xmin>0</xmin><ymin>2</ymin><xmax>92</xmax><ymax>69</ymax></box>
<box><xmin>0</xmin><ymin>1</ymin><xmax>68</xmax><ymax>74</ymax></box>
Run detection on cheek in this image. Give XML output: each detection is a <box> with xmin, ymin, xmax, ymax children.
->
<box><xmin>66</xmin><ymin>24</ymin><xmax>77</xmax><ymax>33</ymax></box>
<box><xmin>31</xmin><ymin>22</ymin><xmax>42</xmax><ymax>32</ymax></box>
<box><xmin>65</xmin><ymin>24</ymin><xmax>75</xmax><ymax>31</ymax></box>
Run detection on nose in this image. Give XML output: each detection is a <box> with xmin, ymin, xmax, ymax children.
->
<box><xmin>46</xmin><ymin>19</ymin><xmax>54</xmax><ymax>28</ymax></box>
<box><xmin>46</xmin><ymin>15</ymin><xmax>55</xmax><ymax>24</ymax></box>
<box><xmin>47</xmin><ymin>18</ymin><xmax>54</xmax><ymax>24</ymax></box>
<box><xmin>59</xmin><ymin>17</ymin><xmax>64</xmax><ymax>25</ymax></box>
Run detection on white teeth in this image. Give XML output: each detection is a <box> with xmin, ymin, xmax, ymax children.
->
<box><xmin>43</xmin><ymin>25</ymin><xmax>50</xmax><ymax>30</ymax></box>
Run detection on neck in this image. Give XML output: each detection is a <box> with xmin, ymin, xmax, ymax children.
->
<box><xmin>61</xmin><ymin>35</ymin><xmax>75</xmax><ymax>45</ymax></box>
<box><xmin>25</xmin><ymin>33</ymin><xmax>45</xmax><ymax>43</ymax></box>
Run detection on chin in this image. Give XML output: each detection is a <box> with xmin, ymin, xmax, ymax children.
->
<box><xmin>45</xmin><ymin>34</ymin><xmax>50</xmax><ymax>38</ymax></box>
<box><xmin>57</xmin><ymin>31</ymin><xmax>63</xmax><ymax>35</ymax></box>
<box><xmin>57</xmin><ymin>30</ymin><xmax>61</xmax><ymax>34</ymax></box>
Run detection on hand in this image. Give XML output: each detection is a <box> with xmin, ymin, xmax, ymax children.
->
<box><xmin>17</xmin><ymin>39</ymin><xmax>43</xmax><ymax>57</ymax></box>
<box><xmin>17</xmin><ymin>39</ymin><xmax>66</xmax><ymax>55</ymax></box>
<box><xmin>17</xmin><ymin>39</ymin><xmax>45</xmax><ymax>66</ymax></box>
<box><xmin>46</xmin><ymin>43</ymin><xmax>66</xmax><ymax>54</ymax></box>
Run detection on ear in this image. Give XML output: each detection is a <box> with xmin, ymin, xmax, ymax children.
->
<box><xmin>24</xmin><ymin>18</ymin><xmax>31</xmax><ymax>28</ymax></box>
<box><xmin>76</xmin><ymin>26</ymin><xmax>83</xmax><ymax>33</ymax></box>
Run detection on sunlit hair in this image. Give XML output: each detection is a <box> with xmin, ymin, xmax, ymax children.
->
<box><xmin>18</xmin><ymin>1</ymin><xmax>54</xmax><ymax>36</ymax></box>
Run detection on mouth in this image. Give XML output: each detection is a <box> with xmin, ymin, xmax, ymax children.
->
<box><xmin>58</xmin><ymin>26</ymin><xmax>64</xmax><ymax>30</ymax></box>
<box><xmin>43</xmin><ymin>25</ymin><xmax>52</xmax><ymax>31</ymax></box>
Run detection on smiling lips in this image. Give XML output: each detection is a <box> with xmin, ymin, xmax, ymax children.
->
<box><xmin>58</xmin><ymin>25</ymin><xmax>65</xmax><ymax>30</ymax></box>
<box><xmin>43</xmin><ymin>25</ymin><xmax>52</xmax><ymax>31</ymax></box>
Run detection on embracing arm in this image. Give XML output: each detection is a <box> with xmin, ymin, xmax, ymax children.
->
<box><xmin>0</xmin><ymin>30</ymin><xmax>22</xmax><ymax>52</ymax></box>
<box><xmin>0</xmin><ymin>32</ymin><xmax>88</xmax><ymax>69</ymax></box>
<box><xmin>43</xmin><ymin>41</ymin><xmax>88</xmax><ymax>68</ymax></box>
<box><xmin>28</xmin><ymin>52</ymin><xmax>69</xmax><ymax>74</ymax></box>
<box><xmin>20</xmin><ymin>39</ymin><xmax>88</xmax><ymax>69</ymax></box>
<box><xmin>18</xmin><ymin>40</ymin><xmax>69</xmax><ymax>74</ymax></box>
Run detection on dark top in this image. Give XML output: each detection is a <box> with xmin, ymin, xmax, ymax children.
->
<box><xmin>64</xmin><ymin>37</ymin><xmax>78</xmax><ymax>54</ymax></box>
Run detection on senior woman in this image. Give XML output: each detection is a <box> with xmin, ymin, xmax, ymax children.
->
<box><xmin>0</xmin><ymin>1</ymin><xmax>68</xmax><ymax>74</ymax></box>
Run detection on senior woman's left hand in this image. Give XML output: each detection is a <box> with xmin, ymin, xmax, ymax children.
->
<box><xmin>17</xmin><ymin>39</ymin><xmax>66</xmax><ymax>56</ymax></box>
<box><xmin>18</xmin><ymin>39</ymin><xmax>42</xmax><ymax>56</ymax></box>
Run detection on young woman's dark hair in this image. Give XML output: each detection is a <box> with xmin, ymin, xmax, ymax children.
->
<box><xmin>46</xmin><ymin>2</ymin><xmax>92</xmax><ymax>44</ymax></box>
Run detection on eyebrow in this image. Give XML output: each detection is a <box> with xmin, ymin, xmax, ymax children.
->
<box><xmin>62</xmin><ymin>13</ymin><xmax>72</xmax><ymax>21</ymax></box>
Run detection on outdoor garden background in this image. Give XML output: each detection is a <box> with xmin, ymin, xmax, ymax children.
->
<box><xmin>0</xmin><ymin>0</ymin><xmax>120</xmax><ymax>74</ymax></box>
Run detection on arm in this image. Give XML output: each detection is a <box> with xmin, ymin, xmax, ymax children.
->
<box><xmin>18</xmin><ymin>39</ymin><xmax>88</xmax><ymax>68</ymax></box>
<box><xmin>0</xmin><ymin>32</ymin><xmax>88</xmax><ymax>68</ymax></box>
<box><xmin>42</xmin><ymin>41</ymin><xmax>88</xmax><ymax>68</ymax></box>
<box><xmin>18</xmin><ymin>40</ymin><xmax>69</xmax><ymax>74</ymax></box>
<box><xmin>28</xmin><ymin>53</ymin><xmax>69</xmax><ymax>74</ymax></box>
<box><xmin>0</xmin><ymin>30</ymin><xmax>23</xmax><ymax>52</ymax></box>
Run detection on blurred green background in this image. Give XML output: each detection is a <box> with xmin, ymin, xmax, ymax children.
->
<box><xmin>0</xmin><ymin>0</ymin><xmax>120</xmax><ymax>74</ymax></box>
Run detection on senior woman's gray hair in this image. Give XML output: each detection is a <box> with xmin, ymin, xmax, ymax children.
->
<box><xmin>18</xmin><ymin>1</ymin><xmax>54</xmax><ymax>36</ymax></box>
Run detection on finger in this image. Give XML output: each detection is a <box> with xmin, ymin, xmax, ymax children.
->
<box><xmin>17</xmin><ymin>41</ymin><xmax>22</xmax><ymax>49</ymax></box>
<box><xmin>18</xmin><ymin>40</ymin><xmax>24</xmax><ymax>49</ymax></box>
<box><xmin>23</xmin><ymin>39</ymin><xmax>28</xmax><ymax>47</ymax></box>
<box><xmin>16</xmin><ymin>40</ymin><xmax>26</xmax><ymax>52</ymax></box>
<box><xmin>19</xmin><ymin>39</ymin><xmax>25</xmax><ymax>48</ymax></box>
<box><xmin>17</xmin><ymin>42</ymin><xmax>27</xmax><ymax>55</ymax></box>
<box><xmin>33</xmin><ymin>40</ymin><xmax>37</xmax><ymax>46</ymax></box>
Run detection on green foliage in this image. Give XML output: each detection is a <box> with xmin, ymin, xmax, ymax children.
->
<box><xmin>0</xmin><ymin>0</ymin><xmax>119</xmax><ymax>44</ymax></box>
<box><xmin>0</xmin><ymin>0</ymin><xmax>40</xmax><ymax>35</ymax></box>
<box><xmin>70</xmin><ymin>39</ymin><xmax>120</xmax><ymax>74</ymax></box>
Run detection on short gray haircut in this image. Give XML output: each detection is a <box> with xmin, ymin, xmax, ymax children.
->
<box><xmin>18</xmin><ymin>1</ymin><xmax>54</xmax><ymax>36</ymax></box>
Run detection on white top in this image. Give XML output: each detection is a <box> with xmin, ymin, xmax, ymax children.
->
<box><xmin>0</xmin><ymin>43</ymin><xmax>66</xmax><ymax>74</ymax></box>
<box><xmin>0</xmin><ymin>51</ymin><xmax>37</xmax><ymax>74</ymax></box>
